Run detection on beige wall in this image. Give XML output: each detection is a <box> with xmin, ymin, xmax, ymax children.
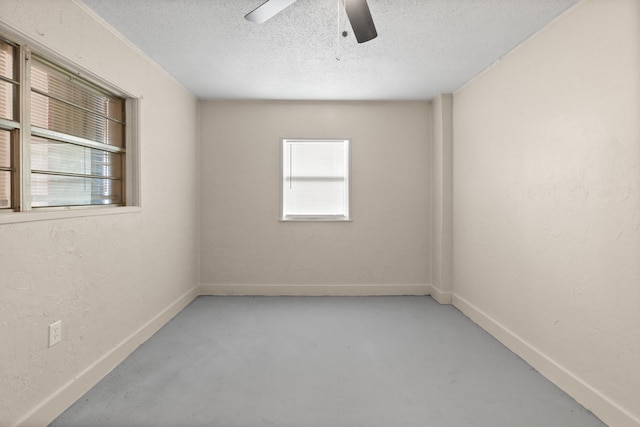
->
<box><xmin>0</xmin><ymin>1</ymin><xmax>199</xmax><ymax>426</ymax></box>
<box><xmin>452</xmin><ymin>0</ymin><xmax>640</xmax><ymax>425</ymax></box>
<box><xmin>199</xmin><ymin>101</ymin><xmax>431</xmax><ymax>292</ymax></box>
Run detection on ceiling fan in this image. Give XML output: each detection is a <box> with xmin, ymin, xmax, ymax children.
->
<box><xmin>245</xmin><ymin>0</ymin><xmax>378</xmax><ymax>43</ymax></box>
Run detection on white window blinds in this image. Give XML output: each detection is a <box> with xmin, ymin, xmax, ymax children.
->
<box><xmin>281</xmin><ymin>139</ymin><xmax>350</xmax><ymax>220</ymax></box>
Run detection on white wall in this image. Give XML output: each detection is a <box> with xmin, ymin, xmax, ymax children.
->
<box><xmin>452</xmin><ymin>0</ymin><xmax>640</xmax><ymax>425</ymax></box>
<box><xmin>199</xmin><ymin>101</ymin><xmax>431</xmax><ymax>295</ymax></box>
<box><xmin>0</xmin><ymin>1</ymin><xmax>199</xmax><ymax>426</ymax></box>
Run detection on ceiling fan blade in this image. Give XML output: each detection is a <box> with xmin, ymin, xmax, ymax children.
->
<box><xmin>245</xmin><ymin>0</ymin><xmax>298</xmax><ymax>24</ymax></box>
<box><xmin>344</xmin><ymin>0</ymin><xmax>377</xmax><ymax>43</ymax></box>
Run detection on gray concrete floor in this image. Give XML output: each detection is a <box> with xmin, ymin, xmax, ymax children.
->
<box><xmin>50</xmin><ymin>296</ymin><xmax>606</xmax><ymax>427</ymax></box>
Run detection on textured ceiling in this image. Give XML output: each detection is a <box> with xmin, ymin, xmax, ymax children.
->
<box><xmin>80</xmin><ymin>0</ymin><xmax>581</xmax><ymax>100</ymax></box>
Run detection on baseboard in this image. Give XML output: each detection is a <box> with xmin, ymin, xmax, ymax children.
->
<box><xmin>198</xmin><ymin>283</ymin><xmax>431</xmax><ymax>296</ymax></box>
<box><xmin>452</xmin><ymin>294</ymin><xmax>640</xmax><ymax>427</ymax></box>
<box><xmin>427</xmin><ymin>284</ymin><xmax>453</xmax><ymax>304</ymax></box>
<box><xmin>13</xmin><ymin>286</ymin><xmax>199</xmax><ymax>427</ymax></box>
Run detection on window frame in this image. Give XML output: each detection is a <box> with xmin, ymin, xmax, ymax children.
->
<box><xmin>280</xmin><ymin>138</ymin><xmax>351</xmax><ymax>222</ymax></box>
<box><xmin>0</xmin><ymin>30</ymin><xmax>141</xmax><ymax>225</ymax></box>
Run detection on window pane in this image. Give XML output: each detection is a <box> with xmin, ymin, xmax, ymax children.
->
<box><xmin>282</xmin><ymin>139</ymin><xmax>349</xmax><ymax>218</ymax></box>
<box><xmin>0</xmin><ymin>41</ymin><xmax>14</xmax><ymax>209</ymax></box>
<box><xmin>285</xmin><ymin>180</ymin><xmax>346</xmax><ymax>215</ymax></box>
<box><xmin>31</xmin><ymin>173</ymin><xmax>122</xmax><ymax>207</ymax></box>
<box><xmin>0</xmin><ymin>80</ymin><xmax>14</xmax><ymax>121</ymax></box>
<box><xmin>0</xmin><ymin>130</ymin><xmax>10</xmax><ymax>168</ymax></box>
<box><xmin>0</xmin><ymin>40</ymin><xmax>15</xmax><ymax>80</ymax></box>
<box><xmin>31</xmin><ymin>137</ymin><xmax>122</xmax><ymax>178</ymax></box>
<box><xmin>0</xmin><ymin>171</ymin><xmax>10</xmax><ymax>209</ymax></box>
<box><xmin>31</xmin><ymin>92</ymin><xmax>124</xmax><ymax>147</ymax></box>
<box><xmin>31</xmin><ymin>58</ymin><xmax>124</xmax><ymax>121</ymax></box>
<box><xmin>289</xmin><ymin>142</ymin><xmax>346</xmax><ymax>178</ymax></box>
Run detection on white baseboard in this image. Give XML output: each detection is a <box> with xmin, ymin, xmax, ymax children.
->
<box><xmin>198</xmin><ymin>283</ymin><xmax>431</xmax><ymax>296</ymax></box>
<box><xmin>427</xmin><ymin>284</ymin><xmax>453</xmax><ymax>304</ymax></box>
<box><xmin>452</xmin><ymin>294</ymin><xmax>640</xmax><ymax>427</ymax></box>
<box><xmin>14</xmin><ymin>286</ymin><xmax>199</xmax><ymax>427</ymax></box>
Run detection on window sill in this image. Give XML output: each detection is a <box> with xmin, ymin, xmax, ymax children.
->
<box><xmin>0</xmin><ymin>206</ymin><xmax>141</xmax><ymax>225</ymax></box>
<box><xmin>279</xmin><ymin>216</ymin><xmax>352</xmax><ymax>222</ymax></box>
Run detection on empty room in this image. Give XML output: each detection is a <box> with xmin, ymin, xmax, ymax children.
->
<box><xmin>0</xmin><ymin>0</ymin><xmax>638</xmax><ymax>426</ymax></box>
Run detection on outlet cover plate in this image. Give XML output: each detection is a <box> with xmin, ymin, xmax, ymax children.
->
<box><xmin>49</xmin><ymin>320</ymin><xmax>62</xmax><ymax>347</ymax></box>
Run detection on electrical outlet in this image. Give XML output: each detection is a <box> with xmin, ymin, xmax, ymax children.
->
<box><xmin>49</xmin><ymin>320</ymin><xmax>62</xmax><ymax>347</ymax></box>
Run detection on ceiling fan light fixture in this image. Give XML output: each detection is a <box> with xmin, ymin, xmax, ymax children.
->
<box><xmin>245</xmin><ymin>0</ymin><xmax>298</xmax><ymax>24</ymax></box>
<box><xmin>344</xmin><ymin>0</ymin><xmax>377</xmax><ymax>43</ymax></box>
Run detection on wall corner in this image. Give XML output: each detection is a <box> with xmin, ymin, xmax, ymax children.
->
<box><xmin>431</xmin><ymin>93</ymin><xmax>454</xmax><ymax>295</ymax></box>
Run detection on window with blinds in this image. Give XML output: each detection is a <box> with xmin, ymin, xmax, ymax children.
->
<box><xmin>0</xmin><ymin>39</ymin><xmax>17</xmax><ymax>210</ymax></box>
<box><xmin>281</xmin><ymin>139</ymin><xmax>350</xmax><ymax>221</ymax></box>
<box><xmin>0</xmin><ymin>34</ymin><xmax>133</xmax><ymax>214</ymax></box>
<box><xmin>30</xmin><ymin>57</ymin><xmax>125</xmax><ymax>207</ymax></box>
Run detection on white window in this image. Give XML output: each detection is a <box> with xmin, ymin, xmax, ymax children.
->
<box><xmin>0</xmin><ymin>35</ymin><xmax>139</xmax><ymax>219</ymax></box>
<box><xmin>281</xmin><ymin>139</ymin><xmax>350</xmax><ymax>221</ymax></box>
